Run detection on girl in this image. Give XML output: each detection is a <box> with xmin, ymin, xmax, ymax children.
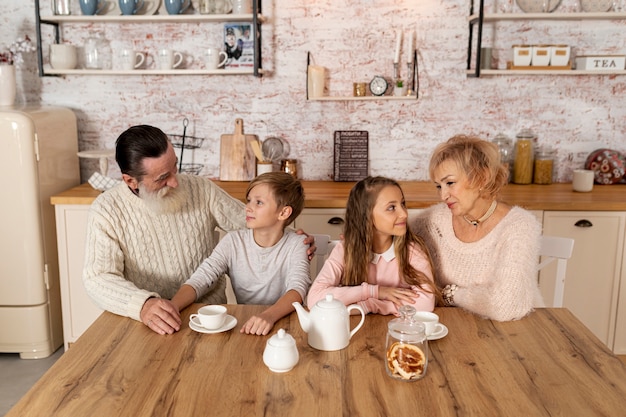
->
<box><xmin>307</xmin><ymin>176</ymin><xmax>438</xmax><ymax>315</ymax></box>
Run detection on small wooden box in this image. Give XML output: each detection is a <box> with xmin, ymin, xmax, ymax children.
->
<box><xmin>575</xmin><ymin>55</ymin><xmax>626</xmax><ymax>71</ymax></box>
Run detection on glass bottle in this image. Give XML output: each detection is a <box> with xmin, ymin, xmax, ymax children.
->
<box><xmin>492</xmin><ymin>133</ymin><xmax>514</xmax><ymax>182</ymax></box>
<box><xmin>533</xmin><ymin>146</ymin><xmax>555</xmax><ymax>185</ymax></box>
<box><xmin>385</xmin><ymin>305</ymin><xmax>428</xmax><ymax>382</ymax></box>
<box><xmin>513</xmin><ymin>128</ymin><xmax>536</xmax><ymax>184</ymax></box>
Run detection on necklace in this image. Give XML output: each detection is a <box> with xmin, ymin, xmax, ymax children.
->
<box><xmin>463</xmin><ymin>200</ymin><xmax>498</xmax><ymax>226</ymax></box>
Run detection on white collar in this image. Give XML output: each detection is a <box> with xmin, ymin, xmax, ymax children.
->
<box><xmin>371</xmin><ymin>241</ymin><xmax>396</xmax><ymax>264</ymax></box>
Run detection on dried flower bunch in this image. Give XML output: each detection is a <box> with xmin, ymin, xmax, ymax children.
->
<box><xmin>0</xmin><ymin>35</ymin><xmax>36</xmax><ymax>66</ymax></box>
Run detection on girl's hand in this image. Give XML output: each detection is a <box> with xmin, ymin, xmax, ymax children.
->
<box><xmin>240</xmin><ymin>313</ymin><xmax>274</xmax><ymax>336</ymax></box>
<box><xmin>378</xmin><ymin>287</ymin><xmax>419</xmax><ymax>308</ymax></box>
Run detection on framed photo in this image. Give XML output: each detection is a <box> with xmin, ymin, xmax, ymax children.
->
<box><xmin>223</xmin><ymin>23</ymin><xmax>254</xmax><ymax>69</ymax></box>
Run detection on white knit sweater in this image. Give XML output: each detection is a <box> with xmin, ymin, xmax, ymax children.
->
<box><xmin>411</xmin><ymin>203</ymin><xmax>542</xmax><ymax>321</ymax></box>
<box><xmin>83</xmin><ymin>175</ymin><xmax>246</xmax><ymax>321</ymax></box>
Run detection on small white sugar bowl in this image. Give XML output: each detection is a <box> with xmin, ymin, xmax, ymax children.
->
<box><xmin>263</xmin><ymin>328</ymin><xmax>299</xmax><ymax>373</ymax></box>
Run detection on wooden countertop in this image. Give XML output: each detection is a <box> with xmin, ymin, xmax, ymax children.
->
<box><xmin>7</xmin><ymin>305</ymin><xmax>626</xmax><ymax>416</ymax></box>
<box><xmin>50</xmin><ymin>180</ymin><xmax>626</xmax><ymax>211</ymax></box>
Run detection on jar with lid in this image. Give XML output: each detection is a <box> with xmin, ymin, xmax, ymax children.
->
<box><xmin>492</xmin><ymin>133</ymin><xmax>513</xmax><ymax>182</ymax></box>
<box><xmin>84</xmin><ymin>32</ymin><xmax>111</xmax><ymax>70</ymax></box>
<box><xmin>513</xmin><ymin>128</ymin><xmax>536</xmax><ymax>184</ymax></box>
<box><xmin>385</xmin><ymin>305</ymin><xmax>428</xmax><ymax>382</ymax></box>
<box><xmin>533</xmin><ymin>146</ymin><xmax>555</xmax><ymax>185</ymax></box>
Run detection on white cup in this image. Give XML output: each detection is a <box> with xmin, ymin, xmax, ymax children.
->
<box><xmin>189</xmin><ymin>305</ymin><xmax>227</xmax><ymax>329</ymax></box>
<box><xmin>572</xmin><ymin>169</ymin><xmax>594</xmax><ymax>192</ymax></box>
<box><xmin>119</xmin><ymin>49</ymin><xmax>146</xmax><ymax>70</ymax></box>
<box><xmin>232</xmin><ymin>0</ymin><xmax>252</xmax><ymax>14</ymax></box>
<box><xmin>206</xmin><ymin>48</ymin><xmax>228</xmax><ymax>70</ymax></box>
<box><xmin>413</xmin><ymin>311</ymin><xmax>444</xmax><ymax>336</ymax></box>
<box><xmin>307</xmin><ymin>65</ymin><xmax>325</xmax><ymax>98</ymax></box>
<box><xmin>157</xmin><ymin>49</ymin><xmax>184</xmax><ymax>70</ymax></box>
<box><xmin>49</xmin><ymin>44</ymin><xmax>77</xmax><ymax>69</ymax></box>
<box><xmin>256</xmin><ymin>161</ymin><xmax>273</xmax><ymax>176</ymax></box>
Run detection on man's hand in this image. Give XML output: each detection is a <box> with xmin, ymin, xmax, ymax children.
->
<box><xmin>140</xmin><ymin>298</ymin><xmax>182</xmax><ymax>335</ymax></box>
<box><xmin>296</xmin><ymin>229</ymin><xmax>317</xmax><ymax>261</ymax></box>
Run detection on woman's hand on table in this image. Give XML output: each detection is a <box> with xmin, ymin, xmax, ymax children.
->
<box><xmin>140</xmin><ymin>298</ymin><xmax>182</xmax><ymax>335</ymax></box>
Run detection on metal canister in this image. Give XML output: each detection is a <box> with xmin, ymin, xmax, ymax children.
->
<box><xmin>53</xmin><ymin>0</ymin><xmax>71</xmax><ymax>15</ymax></box>
<box><xmin>280</xmin><ymin>159</ymin><xmax>298</xmax><ymax>178</ymax></box>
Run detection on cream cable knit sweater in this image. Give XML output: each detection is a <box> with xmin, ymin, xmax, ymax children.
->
<box><xmin>411</xmin><ymin>203</ymin><xmax>542</xmax><ymax>321</ymax></box>
<box><xmin>83</xmin><ymin>175</ymin><xmax>246</xmax><ymax>321</ymax></box>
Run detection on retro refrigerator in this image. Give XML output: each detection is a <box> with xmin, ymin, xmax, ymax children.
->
<box><xmin>0</xmin><ymin>106</ymin><xmax>80</xmax><ymax>358</ymax></box>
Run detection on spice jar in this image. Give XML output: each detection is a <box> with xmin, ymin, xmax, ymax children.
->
<box><xmin>385</xmin><ymin>305</ymin><xmax>428</xmax><ymax>382</ymax></box>
<box><xmin>533</xmin><ymin>146</ymin><xmax>555</xmax><ymax>185</ymax></box>
<box><xmin>280</xmin><ymin>159</ymin><xmax>298</xmax><ymax>178</ymax></box>
<box><xmin>492</xmin><ymin>133</ymin><xmax>514</xmax><ymax>182</ymax></box>
<box><xmin>513</xmin><ymin>129</ymin><xmax>536</xmax><ymax>184</ymax></box>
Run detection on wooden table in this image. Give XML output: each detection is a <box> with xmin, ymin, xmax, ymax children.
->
<box><xmin>8</xmin><ymin>305</ymin><xmax>626</xmax><ymax>416</ymax></box>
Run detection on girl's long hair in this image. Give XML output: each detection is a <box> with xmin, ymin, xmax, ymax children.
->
<box><xmin>342</xmin><ymin>177</ymin><xmax>438</xmax><ymax>297</ymax></box>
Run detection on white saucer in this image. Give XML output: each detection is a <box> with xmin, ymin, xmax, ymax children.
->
<box><xmin>427</xmin><ymin>324</ymin><xmax>448</xmax><ymax>341</ymax></box>
<box><xmin>189</xmin><ymin>314</ymin><xmax>237</xmax><ymax>334</ymax></box>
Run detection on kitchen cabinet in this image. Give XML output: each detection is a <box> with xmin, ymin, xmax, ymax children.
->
<box><xmin>467</xmin><ymin>0</ymin><xmax>626</xmax><ymax>77</ymax></box>
<box><xmin>613</xmin><ymin>238</ymin><xmax>626</xmax><ymax>354</ymax></box>
<box><xmin>54</xmin><ymin>204</ymin><xmax>102</xmax><ymax>350</ymax></box>
<box><xmin>540</xmin><ymin>211</ymin><xmax>626</xmax><ymax>347</ymax></box>
<box><xmin>34</xmin><ymin>0</ymin><xmax>264</xmax><ymax>77</ymax></box>
<box><xmin>294</xmin><ymin>209</ymin><xmax>346</xmax><ymax>240</ymax></box>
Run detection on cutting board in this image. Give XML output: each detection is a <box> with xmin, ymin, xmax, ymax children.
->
<box><xmin>220</xmin><ymin>118</ymin><xmax>258</xmax><ymax>181</ymax></box>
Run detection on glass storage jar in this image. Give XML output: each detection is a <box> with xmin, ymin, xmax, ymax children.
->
<box><xmin>385</xmin><ymin>305</ymin><xmax>428</xmax><ymax>382</ymax></box>
<box><xmin>492</xmin><ymin>133</ymin><xmax>514</xmax><ymax>182</ymax></box>
<box><xmin>513</xmin><ymin>128</ymin><xmax>536</xmax><ymax>184</ymax></box>
<box><xmin>533</xmin><ymin>146</ymin><xmax>555</xmax><ymax>185</ymax></box>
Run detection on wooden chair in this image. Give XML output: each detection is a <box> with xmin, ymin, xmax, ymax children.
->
<box><xmin>538</xmin><ymin>235</ymin><xmax>575</xmax><ymax>308</ymax></box>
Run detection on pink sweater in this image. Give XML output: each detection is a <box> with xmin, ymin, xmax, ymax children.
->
<box><xmin>307</xmin><ymin>241</ymin><xmax>435</xmax><ymax>315</ymax></box>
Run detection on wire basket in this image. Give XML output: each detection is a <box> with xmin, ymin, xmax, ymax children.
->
<box><xmin>168</xmin><ymin>134</ymin><xmax>204</xmax><ymax>149</ymax></box>
<box><xmin>179</xmin><ymin>163</ymin><xmax>204</xmax><ymax>175</ymax></box>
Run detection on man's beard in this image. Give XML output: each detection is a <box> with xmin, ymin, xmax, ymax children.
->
<box><xmin>138</xmin><ymin>180</ymin><xmax>186</xmax><ymax>214</ymax></box>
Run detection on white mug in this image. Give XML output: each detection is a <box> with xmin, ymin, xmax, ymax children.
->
<box><xmin>119</xmin><ymin>49</ymin><xmax>146</xmax><ymax>70</ymax></box>
<box><xmin>157</xmin><ymin>49</ymin><xmax>183</xmax><ymax>70</ymax></box>
<box><xmin>572</xmin><ymin>169</ymin><xmax>594</xmax><ymax>192</ymax></box>
<box><xmin>206</xmin><ymin>48</ymin><xmax>228</xmax><ymax>69</ymax></box>
<box><xmin>49</xmin><ymin>44</ymin><xmax>77</xmax><ymax>70</ymax></box>
<box><xmin>413</xmin><ymin>311</ymin><xmax>444</xmax><ymax>336</ymax></box>
<box><xmin>232</xmin><ymin>0</ymin><xmax>251</xmax><ymax>14</ymax></box>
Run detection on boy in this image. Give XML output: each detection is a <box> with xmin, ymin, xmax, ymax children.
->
<box><xmin>171</xmin><ymin>172</ymin><xmax>310</xmax><ymax>335</ymax></box>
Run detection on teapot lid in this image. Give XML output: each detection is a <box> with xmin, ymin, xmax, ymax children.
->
<box><xmin>316</xmin><ymin>294</ymin><xmax>344</xmax><ymax>309</ymax></box>
<box><xmin>267</xmin><ymin>328</ymin><xmax>296</xmax><ymax>348</ymax></box>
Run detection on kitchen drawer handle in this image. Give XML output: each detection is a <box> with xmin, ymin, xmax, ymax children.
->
<box><xmin>328</xmin><ymin>217</ymin><xmax>345</xmax><ymax>225</ymax></box>
<box><xmin>574</xmin><ymin>219</ymin><xmax>593</xmax><ymax>228</ymax></box>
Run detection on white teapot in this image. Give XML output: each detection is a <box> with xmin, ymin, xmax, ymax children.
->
<box><xmin>292</xmin><ymin>294</ymin><xmax>365</xmax><ymax>351</ymax></box>
<box><xmin>263</xmin><ymin>328</ymin><xmax>299</xmax><ymax>373</ymax></box>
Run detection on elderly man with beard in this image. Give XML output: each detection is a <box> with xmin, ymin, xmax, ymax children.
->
<box><xmin>83</xmin><ymin>125</ymin><xmax>312</xmax><ymax>335</ymax></box>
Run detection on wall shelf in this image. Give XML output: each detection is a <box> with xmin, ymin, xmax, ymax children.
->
<box><xmin>467</xmin><ymin>1</ymin><xmax>626</xmax><ymax>77</ymax></box>
<box><xmin>34</xmin><ymin>0</ymin><xmax>264</xmax><ymax>77</ymax></box>
<box><xmin>308</xmin><ymin>95</ymin><xmax>417</xmax><ymax>102</ymax></box>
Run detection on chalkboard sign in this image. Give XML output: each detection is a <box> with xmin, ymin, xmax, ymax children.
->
<box><xmin>333</xmin><ymin>131</ymin><xmax>369</xmax><ymax>182</ymax></box>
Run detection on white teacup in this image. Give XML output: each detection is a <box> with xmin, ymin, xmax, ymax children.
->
<box><xmin>190</xmin><ymin>305</ymin><xmax>227</xmax><ymax>329</ymax></box>
<box><xmin>119</xmin><ymin>49</ymin><xmax>146</xmax><ymax>70</ymax></box>
<box><xmin>49</xmin><ymin>44</ymin><xmax>77</xmax><ymax>70</ymax></box>
<box><xmin>206</xmin><ymin>48</ymin><xmax>228</xmax><ymax>70</ymax></box>
<box><xmin>413</xmin><ymin>311</ymin><xmax>444</xmax><ymax>336</ymax></box>
<box><xmin>157</xmin><ymin>49</ymin><xmax>183</xmax><ymax>70</ymax></box>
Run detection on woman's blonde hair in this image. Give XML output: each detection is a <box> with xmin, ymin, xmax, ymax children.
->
<box><xmin>342</xmin><ymin>176</ymin><xmax>438</xmax><ymax>298</ymax></box>
<box><xmin>429</xmin><ymin>135</ymin><xmax>508</xmax><ymax>197</ymax></box>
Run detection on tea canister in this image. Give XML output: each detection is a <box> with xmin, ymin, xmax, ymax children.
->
<box><xmin>533</xmin><ymin>146</ymin><xmax>555</xmax><ymax>185</ymax></box>
<box><xmin>513</xmin><ymin>129</ymin><xmax>536</xmax><ymax>184</ymax></box>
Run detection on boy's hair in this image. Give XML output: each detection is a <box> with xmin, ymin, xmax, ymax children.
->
<box><xmin>245</xmin><ymin>172</ymin><xmax>305</xmax><ymax>226</ymax></box>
